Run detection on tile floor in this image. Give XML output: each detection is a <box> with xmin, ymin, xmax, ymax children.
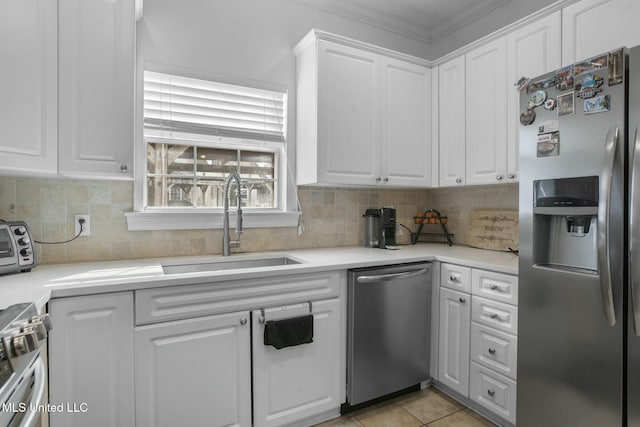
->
<box><xmin>314</xmin><ymin>387</ymin><xmax>497</xmax><ymax>427</ymax></box>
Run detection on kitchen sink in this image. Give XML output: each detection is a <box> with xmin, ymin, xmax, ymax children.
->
<box><xmin>161</xmin><ymin>256</ymin><xmax>302</xmax><ymax>275</ymax></box>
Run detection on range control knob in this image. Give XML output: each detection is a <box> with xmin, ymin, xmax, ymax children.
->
<box><xmin>11</xmin><ymin>332</ymin><xmax>38</xmax><ymax>357</ymax></box>
<box><xmin>17</xmin><ymin>236</ymin><xmax>30</xmax><ymax>246</ymax></box>
<box><xmin>20</xmin><ymin>248</ymin><xmax>33</xmax><ymax>257</ymax></box>
<box><xmin>13</xmin><ymin>227</ymin><xmax>27</xmax><ymax>236</ymax></box>
<box><xmin>30</xmin><ymin>314</ymin><xmax>52</xmax><ymax>332</ymax></box>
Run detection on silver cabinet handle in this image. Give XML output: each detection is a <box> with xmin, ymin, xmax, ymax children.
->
<box><xmin>375</xmin><ymin>177</ymin><xmax>381</xmax><ymax>183</ymax></box>
<box><xmin>598</xmin><ymin>126</ymin><xmax>618</xmax><ymax>327</ymax></box>
<box><xmin>489</xmin><ymin>313</ymin><xmax>498</xmax><ymax>319</ymax></box>
<box><xmin>496</xmin><ymin>175</ymin><xmax>503</xmax><ymax>181</ymax></box>
<box><xmin>490</xmin><ymin>284</ymin><xmax>498</xmax><ymax>291</ymax></box>
<box><xmin>487</xmin><ymin>389</ymin><xmax>495</xmax><ymax>397</ymax></box>
<box><xmin>456</xmin><ymin>177</ymin><xmax>462</xmax><ymax>184</ymax></box>
<box><xmin>120</xmin><ymin>163</ymin><xmax>128</xmax><ymax>172</ymax></box>
<box><xmin>459</xmin><ymin>297</ymin><xmax>466</xmax><ymax>303</ymax></box>
<box><xmin>383</xmin><ymin>177</ymin><xmax>389</xmax><ymax>183</ymax></box>
<box><xmin>240</xmin><ymin>318</ymin><xmax>247</xmax><ymax>325</ymax></box>
<box><xmin>356</xmin><ymin>268</ymin><xmax>430</xmax><ymax>283</ymax></box>
<box><xmin>631</xmin><ymin>127</ymin><xmax>640</xmax><ymax>335</ymax></box>
<box><xmin>488</xmin><ymin>348</ymin><xmax>496</xmax><ymax>355</ymax></box>
<box><xmin>508</xmin><ymin>174</ymin><xmax>516</xmax><ymax>179</ymax></box>
<box><xmin>450</xmin><ymin>274</ymin><xmax>458</xmax><ymax>282</ymax></box>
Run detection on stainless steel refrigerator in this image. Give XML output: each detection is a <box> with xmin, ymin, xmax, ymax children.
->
<box><xmin>517</xmin><ymin>46</ymin><xmax>640</xmax><ymax>426</ymax></box>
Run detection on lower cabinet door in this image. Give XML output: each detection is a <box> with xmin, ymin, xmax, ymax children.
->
<box><xmin>135</xmin><ymin>311</ymin><xmax>251</xmax><ymax>427</ymax></box>
<box><xmin>252</xmin><ymin>299</ymin><xmax>341</xmax><ymax>427</ymax></box>
<box><xmin>438</xmin><ymin>287</ymin><xmax>471</xmax><ymax>396</ymax></box>
<box><xmin>469</xmin><ymin>361</ymin><xmax>517</xmax><ymax>424</ymax></box>
<box><xmin>49</xmin><ymin>292</ymin><xmax>135</xmax><ymax>427</ymax></box>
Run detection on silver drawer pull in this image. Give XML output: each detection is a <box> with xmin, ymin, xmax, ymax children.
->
<box><xmin>240</xmin><ymin>318</ymin><xmax>247</xmax><ymax>325</ymax></box>
<box><xmin>490</xmin><ymin>284</ymin><xmax>499</xmax><ymax>291</ymax></box>
<box><xmin>450</xmin><ymin>274</ymin><xmax>458</xmax><ymax>282</ymax></box>
<box><xmin>488</xmin><ymin>348</ymin><xmax>496</xmax><ymax>355</ymax></box>
<box><xmin>459</xmin><ymin>297</ymin><xmax>466</xmax><ymax>303</ymax></box>
<box><xmin>487</xmin><ymin>389</ymin><xmax>495</xmax><ymax>397</ymax></box>
<box><xmin>490</xmin><ymin>313</ymin><xmax>498</xmax><ymax>319</ymax></box>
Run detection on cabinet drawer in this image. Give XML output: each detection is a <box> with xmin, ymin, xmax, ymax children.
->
<box><xmin>471</xmin><ymin>296</ymin><xmax>518</xmax><ymax>335</ymax></box>
<box><xmin>441</xmin><ymin>263</ymin><xmax>472</xmax><ymax>293</ymax></box>
<box><xmin>469</xmin><ymin>362</ymin><xmax>517</xmax><ymax>424</ymax></box>
<box><xmin>135</xmin><ymin>271</ymin><xmax>342</xmax><ymax>325</ymax></box>
<box><xmin>470</xmin><ymin>322</ymin><xmax>517</xmax><ymax>380</ymax></box>
<box><xmin>472</xmin><ymin>269</ymin><xmax>518</xmax><ymax>305</ymax></box>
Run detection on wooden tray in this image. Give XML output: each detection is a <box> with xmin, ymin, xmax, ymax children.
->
<box><xmin>466</xmin><ymin>209</ymin><xmax>518</xmax><ymax>251</ymax></box>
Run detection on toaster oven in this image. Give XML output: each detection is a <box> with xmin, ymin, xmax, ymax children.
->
<box><xmin>0</xmin><ymin>221</ymin><xmax>35</xmax><ymax>275</ymax></box>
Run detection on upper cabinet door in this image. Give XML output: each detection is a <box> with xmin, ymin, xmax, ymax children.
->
<box><xmin>317</xmin><ymin>40</ymin><xmax>381</xmax><ymax>186</ymax></box>
<box><xmin>562</xmin><ymin>0</ymin><xmax>640</xmax><ymax>65</ymax></box>
<box><xmin>381</xmin><ymin>58</ymin><xmax>432</xmax><ymax>187</ymax></box>
<box><xmin>438</xmin><ymin>55</ymin><xmax>466</xmax><ymax>187</ymax></box>
<box><xmin>0</xmin><ymin>0</ymin><xmax>57</xmax><ymax>174</ymax></box>
<box><xmin>59</xmin><ymin>0</ymin><xmax>135</xmax><ymax>179</ymax></box>
<box><xmin>506</xmin><ymin>12</ymin><xmax>562</xmax><ymax>183</ymax></box>
<box><xmin>465</xmin><ymin>38</ymin><xmax>508</xmax><ymax>186</ymax></box>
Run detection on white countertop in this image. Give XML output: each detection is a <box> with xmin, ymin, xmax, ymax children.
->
<box><xmin>0</xmin><ymin>244</ymin><xmax>518</xmax><ymax>311</ymax></box>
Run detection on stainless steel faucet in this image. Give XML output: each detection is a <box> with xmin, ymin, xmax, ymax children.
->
<box><xmin>223</xmin><ymin>173</ymin><xmax>243</xmax><ymax>256</ymax></box>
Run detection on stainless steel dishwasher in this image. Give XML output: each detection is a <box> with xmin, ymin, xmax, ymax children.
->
<box><xmin>347</xmin><ymin>262</ymin><xmax>432</xmax><ymax>407</ymax></box>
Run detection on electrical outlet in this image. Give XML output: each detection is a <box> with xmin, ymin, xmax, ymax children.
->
<box><xmin>75</xmin><ymin>214</ymin><xmax>91</xmax><ymax>237</ymax></box>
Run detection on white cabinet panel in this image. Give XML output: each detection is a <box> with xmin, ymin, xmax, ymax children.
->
<box><xmin>562</xmin><ymin>0</ymin><xmax>640</xmax><ymax>66</ymax></box>
<box><xmin>438</xmin><ymin>56</ymin><xmax>466</xmax><ymax>187</ymax></box>
<box><xmin>58</xmin><ymin>0</ymin><xmax>134</xmax><ymax>178</ymax></box>
<box><xmin>507</xmin><ymin>11</ymin><xmax>562</xmax><ymax>182</ymax></box>
<box><xmin>135</xmin><ymin>312</ymin><xmax>251</xmax><ymax>427</ymax></box>
<box><xmin>472</xmin><ymin>295</ymin><xmax>518</xmax><ymax>335</ymax></box>
<box><xmin>252</xmin><ymin>299</ymin><xmax>341</xmax><ymax>427</ymax></box>
<box><xmin>470</xmin><ymin>361</ymin><xmax>517</xmax><ymax>424</ymax></box>
<box><xmin>441</xmin><ymin>263</ymin><xmax>472</xmax><ymax>293</ymax></box>
<box><xmin>465</xmin><ymin>38</ymin><xmax>508</xmax><ymax>186</ymax></box>
<box><xmin>49</xmin><ymin>293</ymin><xmax>135</xmax><ymax>427</ymax></box>
<box><xmin>382</xmin><ymin>58</ymin><xmax>432</xmax><ymax>186</ymax></box>
<box><xmin>438</xmin><ymin>287</ymin><xmax>471</xmax><ymax>396</ymax></box>
<box><xmin>0</xmin><ymin>0</ymin><xmax>57</xmax><ymax>174</ymax></box>
<box><xmin>471</xmin><ymin>268</ymin><xmax>519</xmax><ymax>305</ymax></box>
<box><xmin>470</xmin><ymin>322</ymin><xmax>517</xmax><ymax>380</ymax></box>
<box><xmin>317</xmin><ymin>40</ymin><xmax>380</xmax><ymax>185</ymax></box>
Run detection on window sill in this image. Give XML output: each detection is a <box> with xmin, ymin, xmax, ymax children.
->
<box><xmin>125</xmin><ymin>210</ymin><xmax>301</xmax><ymax>231</ymax></box>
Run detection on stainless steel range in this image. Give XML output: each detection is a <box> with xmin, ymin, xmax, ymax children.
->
<box><xmin>0</xmin><ymin>303</ymin><xmax>50</xmax><ymax>427</ymax></box>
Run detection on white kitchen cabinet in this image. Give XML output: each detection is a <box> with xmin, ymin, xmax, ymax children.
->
<box><xmin>469</xmin><ymin>361</ymin><xmax>517</xmax><ymax>424</ymax></box>
<box><xmin>252</xmin><ymin>299</ymin><xmax>341</xmax><ymax>427</ymax></box>
<box><xmin>58</xmin><ymin>0</ymin><xmax>135</xmax><ymax>179</ymax></box>
<box><xmin>295</xmin><ymin>31</ymin><xmax>432</xmax><ymax>187</ymax></box>
<box><xmin>381</xmin><ymin>57</ymin><xmax>432</xmax><ymax>186</ymax></box>
<box><xmin>465</xmin><ymin>37</ymin><xmax>508</xmax><ymax>186</ymax></box>
<box><xmin>49</xmin><ymin>292</ymin><xmax>135</xmax><ymax>427</ymax></box>
<box><xmin>437</xmin><ymin>55</ymin><xmax>466</xmax><ymax>187</ymax></box>
<box><xmin>0</xmin><ymin>0</ymin><xmax>58</xmax><ymax>174</ymax></box>
<box><xmin>562</xmin><ymin>0</ymin><xmax>640</xmax><ymax>66</ymax></box>
<box><xmin>438</xmin><ymin>286</ymin><xmax>471</xmax><ymax>396</ymax></box>
<box><xmin>506</xmin><ymin>12</ymin><xmax>562</xmax><ymax>183</ymax></box>
<box><xmin>135</xmin><ymin>311</ymin><xmax>251</xmax><ymax>427</ymax></box>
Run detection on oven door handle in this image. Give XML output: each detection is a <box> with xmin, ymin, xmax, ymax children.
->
<box><xmin>20</xmin><ymin>357</ymin><xmax>46</xmax><ymax>427</ymax></box>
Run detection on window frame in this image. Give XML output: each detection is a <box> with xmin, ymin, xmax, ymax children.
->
<box><xmin>126</xmin><ymin>62</ymin><xmax>299</xmax><ymax>231</ymax></box>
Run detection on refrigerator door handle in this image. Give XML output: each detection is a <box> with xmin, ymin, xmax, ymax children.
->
<box><xmin>598</xmin><ymin>126</ymin><xmax>618</xmax><ymax>327</ymax></box>
<box><xmin>631</xmin><ymin>127</ymin><xmax>640</xmax><ymax>335</ymax></box>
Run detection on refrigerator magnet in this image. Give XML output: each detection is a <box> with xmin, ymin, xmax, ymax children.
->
<box><xmin>555</xmin><ymin>66</ymin><xmax>574</xmax><ymax>91</ymax></box>
<box><xmin>584</xmin><ymin>94</ymin><xmax>610</xmax><ymax>114</ymax></box>
<box><xmin>573</xmin><ymin>55</ymin><xmax>608</xmax><ymax>76</ymax></box>
<box><xmin>557</xmin><ymin>92</ymin><xmax>575</xmax><ymax>117</ymax></box>
<box><xmin>520</xmin><ymin>108</ymin><xmax>536</xmax><ymax>126</ymax></box>
<box><xmin>608</xmin><ymin>49</ymin><xmax>624</xmax><ymax>86</ymax></box>
<box><xmin>537</xmin><ymin>132</ymin><xmax>559</xmax><ymax>157</ymax></box>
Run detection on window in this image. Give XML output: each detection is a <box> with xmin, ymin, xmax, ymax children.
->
<box><xmin>126</xmin><ymin>67</ymin><xmax>299</xmax><ymax>231</ymax></box>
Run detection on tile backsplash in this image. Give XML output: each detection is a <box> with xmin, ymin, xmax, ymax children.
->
<box><xmin>0</xmin><ymin>176</ymin><xmax>518</xmax><ymax>264</ymax></box>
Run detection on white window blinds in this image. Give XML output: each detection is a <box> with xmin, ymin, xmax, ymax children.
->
<box><xmin>144</xmin><ymin>71</ymin><xmax>286</xmax><ymax>142</ymax></box>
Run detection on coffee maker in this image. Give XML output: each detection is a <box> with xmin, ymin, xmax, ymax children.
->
<box><xmin>364</xmin><ymin>207</ymin><xmax>396</xmax><ymax>249</ymax></box>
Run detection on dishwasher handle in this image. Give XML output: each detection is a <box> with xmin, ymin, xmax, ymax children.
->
<box><xmin>356</xmin><ymin>268</ymin><xmax>430</xmax><ymax>283</ymax></box>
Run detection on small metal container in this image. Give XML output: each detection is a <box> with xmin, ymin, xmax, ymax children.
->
<box><xmin>362</xmin><ymin>211</ymin><xmax>380</xmax><ymax>248</ymax></box>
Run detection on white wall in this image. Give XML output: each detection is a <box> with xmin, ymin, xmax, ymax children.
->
<box><xmin>137</xmin><ymin>0</ymin><xmax>431</xmax><ymax>210</ymax></box>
